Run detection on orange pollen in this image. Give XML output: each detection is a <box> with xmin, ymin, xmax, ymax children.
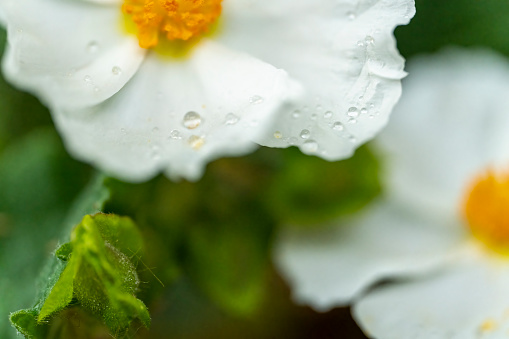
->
<box><xmin>122</xmin><ymin>0</ymin><xmax>223</xmax><ymax>49</ymax></box>
<box><xmin>463</xmin><ymin>168</ymin><xmax>509</xmax><ymax>254</ymax></box>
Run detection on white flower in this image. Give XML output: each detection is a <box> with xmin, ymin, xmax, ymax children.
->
<box><xmin>275</xmin><ymin>48</ymin><xmax>509</xmax><ymax>338</ymax></box>
<box><xmin>0</xmin><ymin>0</ymin><xmax>414</xmax><ymax>181</ymax></box>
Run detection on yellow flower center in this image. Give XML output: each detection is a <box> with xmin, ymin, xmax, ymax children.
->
<box><xmin>463</xmin><ymin>168</ymin><xmax>509</xmax><ymax>254</ymax></box>
<box><xmin>122</xmin><ymin>0</ymin><xmax>223</xmax><ymax>49</ymax></box>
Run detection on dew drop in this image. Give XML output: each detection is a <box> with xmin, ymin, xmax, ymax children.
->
<box><xmin>357</xmin><ymin>41</ymin><xmax>365</xmax><ymax>47</ymax></box>
<box><xmin>87</xmin><ymin>41</ymin><xmax>99</xmax><ymax>53</ymax></box>
<box><xmin>360</xmin><ymin>108</ymin><xmax>368</xmax><ymax>114</ymax></box>
<box><xmin>310</xmin><ymin>113</ymin><xmax>318</xmax><ymax>121</ymax></box>
<box><xmin>300</xmin><ymin>129</ymin><xmax>311</xmax><ymax>139</ymax></box>
<box><xmin>292</xmin><ymin>110</ymin><xmax>301</xmax><ymax>119</ymax></box>
<box><xmin>225</xmin><ymin>113</ymin><xmax>239</xmax><ymax>125</ymax></box>
<box><xmin>120</xmin><ymin>128</ymin><xmax>127</xmax><ymax>134</ymax></box>
<box><xmin>332</xmin><ymin>122</ymin><xmax>344</xmax><ymax>131</ymax></box>
<box><xmin>168</xmin><ymin>129</ymin><xmax>182</xmax><ymax>140</ymax></box>
<box><xmin>112</xmin><ymin>66</ymin><xmax>122</xmax><ymax>75</ymax></box>
<box><xmin>183</xmin><ymin>111</ymin><xmax>202</xmax><ymax>129</ymax></box>
<box><xmin>348</xmin><ymin>118</ymin><xmax>357</xmax><ymax>124</ymax></box>
<box><xmin>348</xmin><ymin>135</ymin><xmax>357</xmax><ymax>143</ymax></box>
<box><xmin>302</xmin><ymin>140</ymin><xmax>318</xmax><ymax>153</ymax></box>
<box><xmin>84</xmin><ymin>75</ymin><xmax>92</xmax><ymax>83</ymax></box>
<box><xmin>324</xmin><ymin>111</ymin><xmax>333</xmax><ymax>119</ymax></box>
<box><xmin>365</xmin><ymin>36</ymin><xmax>375</xmax><ymax>45</ymax></box>
<box><xmin>188</xmin><ymin>135</ymin><xmax>205</xmax><ymax>150</ymax></box>
<box><xmin>274</xmin><ymin>131</ymin><xmax>283</xmax><ymax>139</ymax></box>
<box><xmin>316</xmin><ymin>105</ymin><xmax>322</xmax><ymax>111</ymax></box>
<box><xmin>249</xmin><ymin>95</ymin><xmax>264</xmax><ymax>105</ymax></box>
<box><xmin>347</xmin><ymin>107</ymin><xmax>359</xmax><ymax>118</ymax></box>
<box><xmin>346</xmin><ymin>11</ymin><xmax>356</xmax><ymax>20</ymax></box>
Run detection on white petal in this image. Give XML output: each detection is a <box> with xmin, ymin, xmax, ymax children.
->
<box><xmin>52</xmin><ymin>40</ymin><xmax>301</xmax><ymax>181</ymax></box>
<box><xmin>81</xmin><ymin>0</ymin><xmax>121</xmax><ymax>4</ymax></box>
<box><xmin>354</xmin><ymin>257</ymin><xmax>509</xmax><ymax>339</ymax></box>
<box><xmin>274</xmin><ymin>200</ymin><xmax>466</xmax><ymax>311</ymax></box>
<box><xmin>1</xmin><ymin>0</ymin><xmax>145</xmax><ymax>109</ymax></box>
<box><xmin>377</xmin><ymin>48</ymin><xmax>509</xmax><ymax>215</ymax></box>
<box><xmin>0</xmin><ymin>8</ymin><xmax>5</xmax><ymax>27</ymax></box>
<box><xmin>217</xmin><ymin>0</ymin><xmax>415</xmax><ymax>158</ymax></box>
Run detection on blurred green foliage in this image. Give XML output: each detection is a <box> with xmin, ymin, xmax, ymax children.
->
<box><xmin>3</xmin><ymin>0</ymin><xmax>509</xmax><ymax>337</ymax></box>
<box><xmin>396</xmin><ymin>0</ymin><xmax>509</xmax><ymax>58</ymax></box>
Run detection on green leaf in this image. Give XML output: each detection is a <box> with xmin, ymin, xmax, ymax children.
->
<box><xmin>10</xmin><ymin>213</ymin><xmax>150</xmax><ymax>338</ymax></box>
<box><xmin>38</xmin><ymin>260</ymin><xmax>76</xmax><ymax>322</ymax></box>
<box><xmin>266</xmin><ymin>145</ymin><xmax>381</xmax><ymax>225</ymax></box>
<box><xmin>0</xmin><ymin>129</ymin><xmax>92</xmax><ymax>338</ymax></box>
<box><xmin>7</xmin><ymin>174</ymin><xmax>110</xmax><ymax>338</ymax></box>
<box><xmin>10</xmin><ymin>309</ymin><xmax>47</xmax><ymax>339</ymax></box>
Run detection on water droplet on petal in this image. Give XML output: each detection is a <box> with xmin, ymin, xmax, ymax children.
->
<box><xmin>302</xmin><ymin>140</ymin><xmax>318</xmax><ymax>153</ymax></box>
<box><xmin>300</xmin><ymin>129</ymin><xmax>311</xmax><ymax>139</ymax></box>
<box><xmin>84</xmin><ymin>75</ymin><xmax>92</xmax><ymax>83</ymax></box>
<box><xmin>225</xmin><ymin>113</ymin><xmax>239</xmax><ymax>125</ymax></box>
<box><xmin>360</xmin><ymin>108</ymin><xmax>368</xmax><ymax>114</ymax></box>
<box><xmin>324</xmin><ymin>111</ymin><xmax>333</xmax><ymax>119</ymax></box>
<box><xmin>120</xmin><ymin>128</ymin><xmax>127</xmax><ymax>134</ymax></box>
<box><xmin>348</xmin><ymin>135</ymin><xmax>357</xmax><ymax>143</ymax></box>
<box><xmin>347</xmin><ymin>107</ymin><xmax>359</xmax><ymax>118</ymax></box>
<box><xmin>348</xmin><ymin>118</ymin><xmax>357</xmax><ymax>124</ymax></box>
<box><xmin>346</xmin><ymin>11</ymin><xmax>356</xmax><ymax>20</ymax></box>
<box><xmin>168</xmin><ymin>129</ymin><xmax>182</xmax><ymax>140</ymax></box>
<box><xmin>188</xmin><ymin>135</ymin><xmax>205</xmax><ymax>150</ymax></box>
<box><xmin>183</xmin><ymin>111</ymin><xmax>202</xmax><ymax>129</ymax></box>
<box><xmin>87</xmin><ymin>41</ymin><xmax>99</xmax><ymax>53</ymax></box>
<box><xmin>365</xmin><ymin>36</ymin><xmax>375</xmax><ymax>45</ymax></box>
<box><xmin>332</xmin><ymin>122</ymin><xmax>344</xmax><ymax>131</ymax></box>
<box><xmin>292</xmin><ymin>110</ymin><xmax>301</xmax><ymax>119</ymax></box>
<box><xmin>274</xmin><ymin>131</ymin><xmax>283</xmax><ymax>139</ymax></box>
<box><xmin>249</xmin><ymin>95</ymin><xmax>264</xmax><ymax>104</ymax></box>
<box><xmin>112</xmin><ymin>66</ymin><xmax>122</xmax><ymax>75</ymax></box>
<box><xmin>288</xmin><ymin>137</ymin><xmax>298</xmax><ymax>145</ymax></box>
<box><xmin>310</xmin><ymin>113</ymin><xmax>317</xmax><ymax>121</ymax></box>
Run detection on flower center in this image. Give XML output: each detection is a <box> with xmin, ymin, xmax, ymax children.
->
<box><xmin>463</xmin><ymin>168</ymin><xmax>509</xmax><ymax>254</ymax></box>
<box><xmin>122</xmin><ymin>0</ymin><xmax>223</xmax><ymax>49</ymax></box>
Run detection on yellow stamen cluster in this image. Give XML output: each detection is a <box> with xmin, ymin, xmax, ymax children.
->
<box><xmin>463</xmin><ymin>169</ymin><xmax>509</xmax><ymax>254</ymax></box>
<box><xmin>122</xmin><ymin>0</ymin><xmax>222</xmax><ymax>48</ymax></box>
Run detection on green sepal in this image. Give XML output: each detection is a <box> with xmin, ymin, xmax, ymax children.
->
<box><xmin>46</xmin><ymin>214</ymin><xmax>149</xmax><ymax>336</ymax></box>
